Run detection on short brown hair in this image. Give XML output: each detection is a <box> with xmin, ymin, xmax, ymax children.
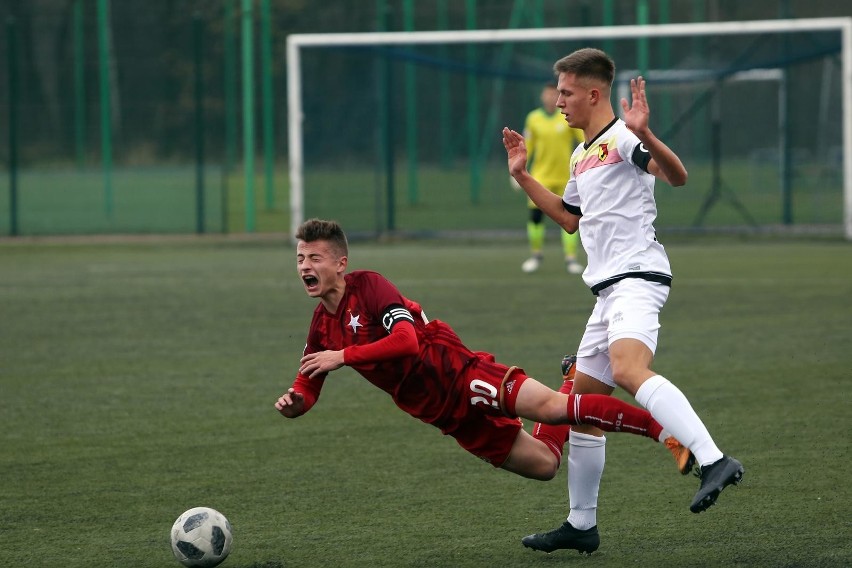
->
<box><xmin>553</xmin><ymin>48</ymin><xmax>615</xmax><ymax>86</ymax></box>
<box><xmin>295</xmin><ymin>218</ymin><xmax>349</xmax><ymax>257</ymax></box>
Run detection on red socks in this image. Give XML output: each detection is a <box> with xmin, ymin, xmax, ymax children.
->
<box><xmin>532</xmin><ymin>381</ymin><xmax>664</xmax><ymax>466</ymax></box>
<box><xmin>567</xmin><ymin>393</ymin><xmax>663</xmax><ymax>441</ymax></box>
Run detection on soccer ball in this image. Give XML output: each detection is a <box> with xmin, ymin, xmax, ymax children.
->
<box><xmin>170</xmin><ymin>506</ymin><xmax>233</xmax><ymax>567</ymax></box>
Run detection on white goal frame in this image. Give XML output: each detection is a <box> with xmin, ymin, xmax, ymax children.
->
<box><xmin>286</xmin><ymin>17</ymin><xmax>852</xmax><ymax>240</ymax></box>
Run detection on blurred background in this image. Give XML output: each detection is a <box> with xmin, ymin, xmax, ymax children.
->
<box><xmin>0</xmin><ymin>0</ymin><xmax>849</xmax><ymax>237</ymax></box>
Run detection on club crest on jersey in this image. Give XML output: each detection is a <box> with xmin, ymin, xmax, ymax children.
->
<box><xmin>347</xmin><ymin>312</ymin><xmax>362</xmax><ymax>333</ymax></box>
<box><xmin>598</xmin><ymin>143</ymin><xmax>609</xmax><ymax>162</ymax></box>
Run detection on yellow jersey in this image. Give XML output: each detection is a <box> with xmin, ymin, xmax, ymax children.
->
<box><xmin>523</xmin><ymin>108</ymin><xmax>584</xmax><ymax>194</ymax></box>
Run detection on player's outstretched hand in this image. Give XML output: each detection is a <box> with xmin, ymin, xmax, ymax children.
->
<box><xmin>620</xmin><ymin>76</ymin><xmax>650</xmax><ymax>136</ymax></box>
<box><xmin>275</xmin><ymin>388</ymin><xmax>305</xmax><ymax>418</ymax></box>
<box><xmin>502</xmin><ymin>127</ymin><xmax>528</xmax><ymax>178</ymax></box>
<box><xmin>299</xmin><ymin>349</ymin><xmax>344</xmax><ymax>378</ymax></box>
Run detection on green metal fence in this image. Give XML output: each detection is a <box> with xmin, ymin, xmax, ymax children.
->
<box><xmin>0</xmin><ymin>0</ymin><xmax>848</xmax><ymax>237</ymax></box>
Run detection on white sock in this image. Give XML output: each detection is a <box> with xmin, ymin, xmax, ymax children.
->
<box><xmin>635</xmin><ymin>375</ymin><xmax>724</xmax><ymax>467</ymax></box>
<box><xmin>566</xmin><ymin>430</ymin><xmax>606</xmax><ymax>530</ymax></box>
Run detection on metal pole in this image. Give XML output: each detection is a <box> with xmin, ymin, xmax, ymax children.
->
<box><xmin>437</xmin><ymin>0</ymin><xmax>451</xmax><ymax>168</ymax></box>
<box><xmin>659</xmin><ymin>0</ymin><xmax>672</xmax><ymax>130</ymax></box>
<box><xmin>97</xmin><ymin>0</ymin><xmax>113</xmax><ymax>217</ymax></box>
<box><xmin>691</xmin><ymin>0</ymin><xmax>706</xmax><ymax>157</ymax></box>
<box><xmin>260</xmin><ymin>0</ymin><xmax>275</xmax><ymax>211</ymax></box>
<box><xmin>476</xmin><ymin>0</ymin><xmax>524</xmax><ymax>167</ymax></box>
<box><xmin>779</xmin><ymin>0</ymin><xmax>793</xmax><ymax>225</ymax></box>
<box><xmin>223</xmin><ymin>0</ymin><xmax>237</xmax><ymax>233</ymax></box>
<box><xmin>286</xmin><ymin>36</ymin><xmax>304</xmax><ymax>240</ymax></box>
<box><xmin>375</xmin><ymin>0</ymin><xmax>395</xmax><ymax>233</ymax></box>
<box><xmin>466</xmin><ymin>0</ymin><xmax>479</xmax><ymax>204</ymax></box>
<box><xmin>194</xmin><ymin>12</ymin><xmax>206</xmax><ymax>234</ymax></box>
<box><xmin>7</xmin><ymin>16</ymin><xmax>19</xmax><ymax>236</ymax></box>
<box><xmin>403</xmin><ymin>0</ymin><xmax>418</xmax><ymax>205</ymax></box>
<box><xmin>637</xmin><ymin>0</ymin><xmax>649</xmax><ymax>76</ymax></box>
<box><xmin>242</xmin><ymin>0</ymin><xmax>256</xmax><ymax>232</ymax></box>
<box><xmin>224</xmin><ymin>0</ymin><xmax>237</xmax><ymax>175</ymax></box>
<box><xmin>602</xmin><ymin>0</ymin><xmax>614</xmax><ymax>58</ymax></box>
<box><xmin>842</xmin><ymin>19</ymin><xmax>852</xmax><ymax>240</ymax></box>
<box><xmin>74</xmin><ymin>0</ymin><xmax>87</xmax><ymax>169</ymax></box>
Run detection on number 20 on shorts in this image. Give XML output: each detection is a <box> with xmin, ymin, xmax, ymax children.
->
<box><xmin>469</xmin><ymin>379</ymin><xmax>499</xmax><ymax>410</ymax></box>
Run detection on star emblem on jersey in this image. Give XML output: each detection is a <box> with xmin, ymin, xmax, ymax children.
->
<box><xmin>347</xmin><ymin>313</ymin><xmax>362</xmax><ymax>333</ymax></box>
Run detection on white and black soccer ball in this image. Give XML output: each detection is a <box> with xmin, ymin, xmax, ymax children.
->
<box><xmin>170</xmin><ymin>506</ymin><xmax>233</xmax><ymax>568</ymax></box>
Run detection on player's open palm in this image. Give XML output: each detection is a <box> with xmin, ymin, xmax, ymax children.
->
<box><xmin>621</xmin><ymin>76</ymin><xmax>650</xmax><ymax>136</ymax></box>
<box><xmin>502</xmin><ymin>127</ymin><xmax>528</xmax><ymax>177</ymax></box>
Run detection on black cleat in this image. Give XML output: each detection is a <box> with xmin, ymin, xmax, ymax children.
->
<box><xmin>690</xmin><ymin>455</ymin><xmax>744</xmax><ymax>513</ymax></box>
<box><xmin>521</xmin><ymin>521</ymin><xmax>600</xmax><ymax>554</ymax></box>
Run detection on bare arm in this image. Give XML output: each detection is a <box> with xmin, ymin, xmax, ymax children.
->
<box><xmin>620</xmin><ymin>77</ymin><xmax>688</xmax><ymax>187</ymax></box>
<box><xmin>502</xmin><ymin>127</ymin><xmax>579</xmax><ymax>233</ymax></box>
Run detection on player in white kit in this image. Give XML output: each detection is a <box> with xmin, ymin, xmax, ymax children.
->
<box><xmin>502</xmin><ymin>47</ymin><xmax>744</xmax><ymax>555</ymax></box>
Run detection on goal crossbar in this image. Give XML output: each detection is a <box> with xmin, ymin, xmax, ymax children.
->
<box><xmin>286</xmin><ymin>17</ymin><xmax>852</xmax><ymax>239</ymax></box>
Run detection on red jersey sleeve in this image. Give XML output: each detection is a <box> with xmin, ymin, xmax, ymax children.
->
<box><xmin>288</xmin><ymin>315</ymin><xmax>329</xmax><ymax>416</ymax></box>
<box><xmin>290</xmin><ymin>372</ymin><xmax>323</xmax><ymax>415</ymax></box>
<box><xmin>342</xmin><ymin>319</ymin><xmax>418</xmax><ymax>365</ymax></box>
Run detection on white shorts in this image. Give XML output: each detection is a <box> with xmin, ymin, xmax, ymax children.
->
<box><xmin>575</xmin><ymin>278</ymin><xmax>669</xmax><ymax>388</ymax></box>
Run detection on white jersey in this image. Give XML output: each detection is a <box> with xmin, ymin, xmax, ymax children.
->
<box><xmin>562</xmin><ymin>118</ymin><xmax>672</xmax><ymax>294</ymax></box>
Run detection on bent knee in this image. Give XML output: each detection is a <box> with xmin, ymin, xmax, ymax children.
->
<box><xmin>528</xmin><ymin>459</ymin><xmax>560</xmax><ymax>481</ymax></box>
<box><xmin>504</xmin><ymin>445</ymin><xmax>561</xmax><ymax>481</ymax></box>
<box><xmin>531</xmin><ymin>443</ymin><xmax>561</xmax><ymax>480</ymax></box>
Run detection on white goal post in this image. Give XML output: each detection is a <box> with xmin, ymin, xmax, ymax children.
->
<box><xmin>286</xmin><ymin>17</ymin><xmax>852</xmax><ymax>240</ymax></box>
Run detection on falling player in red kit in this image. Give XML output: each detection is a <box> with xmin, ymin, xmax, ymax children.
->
<box><xmin>275</xmin><ymin>218</ymin><xmax>693</xmax><ymax>482</ymax></box>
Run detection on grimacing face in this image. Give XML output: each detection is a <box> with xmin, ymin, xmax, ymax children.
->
<box><xmin>296</xmin><ymin>239</ymin><xmax>345</xmax><ymax>299</ymax></box>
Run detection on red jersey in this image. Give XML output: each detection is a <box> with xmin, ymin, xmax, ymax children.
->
<box><xmin>293</xmin><ymin>270</ymin><xmax>494</xmax><ymax>432</ymax></box>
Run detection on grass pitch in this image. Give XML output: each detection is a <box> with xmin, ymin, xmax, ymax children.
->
<box><xmin>1</xmin><ymin>236</ymin><xmax>850</xmax><ymax>567</ymax></box>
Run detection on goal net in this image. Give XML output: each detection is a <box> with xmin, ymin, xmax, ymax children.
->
<box><xmin>287</xmin><ymin>18</ymin><xmax>852</xmax><ymax>240</ymax></box>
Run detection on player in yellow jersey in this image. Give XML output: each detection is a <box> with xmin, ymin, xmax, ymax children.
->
<box><xmin>516</xmin><ymin>84</ymin><xmax>585</xmax><ymax>274</ymax></box>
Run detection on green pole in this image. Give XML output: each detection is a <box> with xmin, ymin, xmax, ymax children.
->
<box><xmin>466</xmin><ymin>0</ymin><xmax>479</xmax><ymax>204</ymax></box>
<box><xmin>193</xmin><ymin>12</ymin><xmax>206</xmax><ymax>234</ymax></box>
<box><xmin>437</xmin><ymin>0</ymin><xmax>451</xmax><ymax>168</ymax></box>
<box><xmin>96</xmin><ymin>0</ymin><xmax>113</xmax><ymax>217</ymax></box>
<box><xmin>779</xmin><ymin>0</ymin><xmax>792</xmax><ymax>224</ymax></box>
<box><xmin>223</xmin><ymin>0</ymin><xmax>237</xmax><ymax>233</ymax></box>
<box><xmin>73</xmin><ymin>0</ymin><xmax>86</xmax><ymax>169</ymax></box>
<box><xmin>476</xmin><ymin>0</ymin><xmax>525</xmax><ymax>166</ymax></box>
<box><xmin>224</xmin><ymin>0</ymin><xmax>237</xmax><ymax>175</ymax></box>
<box><xmin>403</xmin><ymin>0</ymin><xmax>418</xmax><ymax>205</ymax></box>
<box><xmin>260</xmin><ymin>0</ymin><xmax>275</xmax><ymax>211</ymax></box>
<box><xmin>659</xmin><ymin>0</ymin><xmax>672</xmax><ymax>129</ymax></box>
<box><xmin>7</xmin><ymin>16</ymin><xmax>19</xmax><ymax>236</ymax></box>
<box><xmin>376</xmin><ymin>0</ymin><xmax>395</xmax><ymax>232</ymax></box>
<box><xmin>691</xmin><ymin>0</ymin><xmax>706</xmax><ymax>157</ymax></box>
<box><xmin>637</xmin><ymin>0</ymin><xmax>649</xmax><ymax>76</ymax></box>
<box><xmin>532</xmin><ymin>0</ymin><xmax>544</xmax><ymax>28</ymax></box>
<box><xmin>602</xmin><ymin>0</ymin><xmax>615</xmax><ymax>57</ymax></box>
<box><xmin>532</xmin><ymin>0</ymin><xmax>545</xmax><ymax>59</ymax></box>
<box><xmin>241</xmin><ymin>0</ymin><xmax>256</xmax><ymax>232</ymax></box>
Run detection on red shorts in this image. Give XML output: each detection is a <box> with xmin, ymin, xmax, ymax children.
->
<box><xmin>399</xmin><ymin>320</ymin><xmax>531</xmax><ymax>467</ymax></box>
<box><xmin>442</xmin><ymin>349</ymin><xmax>529</xmax><ymax>467</ymax></box>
